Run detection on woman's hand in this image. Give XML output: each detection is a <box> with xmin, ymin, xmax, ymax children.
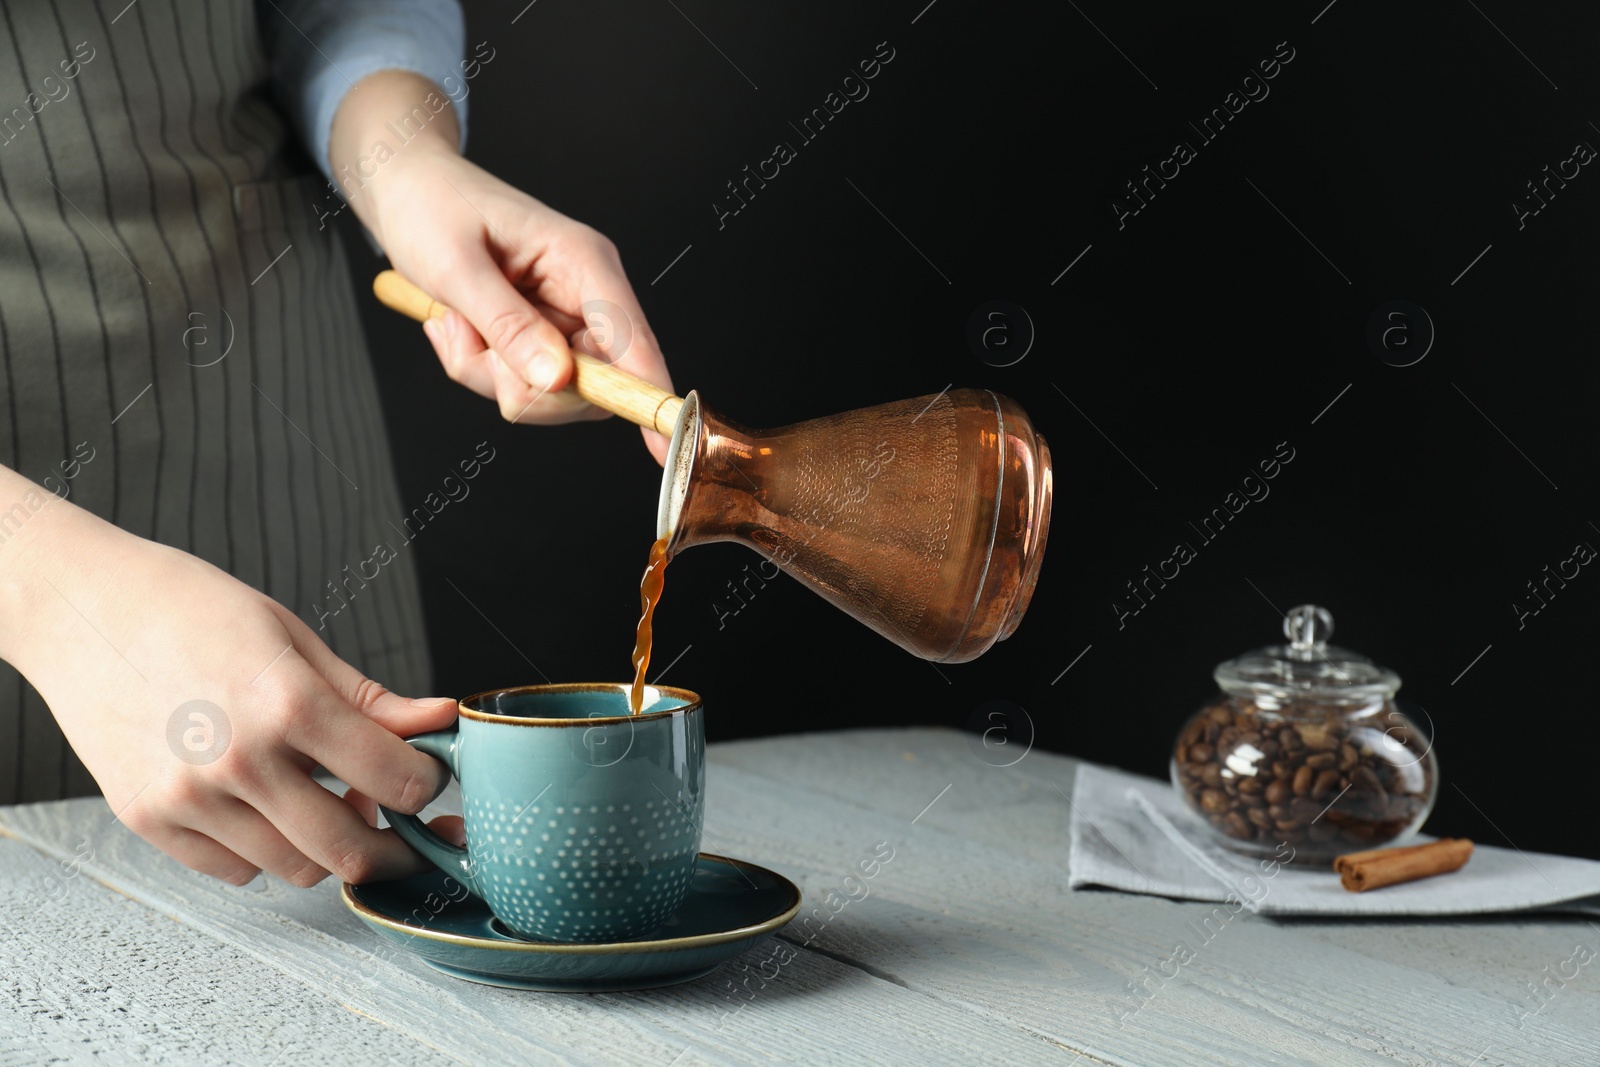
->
<box><xmin>332</xmin><ymin>71</ymin><xmax>674</xmax><ymax>463</ymax></box>
<box><xmin>0</xmin><ymin>472</ymin><xmax>463</xmax><ymax>887</ymax></box>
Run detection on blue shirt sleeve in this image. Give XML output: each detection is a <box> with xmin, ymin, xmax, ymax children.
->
<box><xmin>259</xmin><ymin>0</ymin><xmax>469</xmax><ymax>180</ymax></box>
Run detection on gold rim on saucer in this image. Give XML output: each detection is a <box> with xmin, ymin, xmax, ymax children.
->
<box><xmin>341</xmin><ymin>852</ymin><xmax>800</xmax><ymax>955</ymax></box>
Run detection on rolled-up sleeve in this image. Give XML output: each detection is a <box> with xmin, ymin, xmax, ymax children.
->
<box><xmin>259</xmin><ymin>0</ymin><xmax>468</xmax><ymax>178</ymax></box>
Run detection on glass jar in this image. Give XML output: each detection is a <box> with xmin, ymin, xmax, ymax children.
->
<box><xmin>1170</xmin><ymin>605</ymin><xmax>1438</xmax><ymax>862</ymax></box>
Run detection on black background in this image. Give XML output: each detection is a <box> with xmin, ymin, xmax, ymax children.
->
<box><xmin>342</xmin><ymin>1</ymin><xmax>1600</xmax><ymax>860</ymax></box>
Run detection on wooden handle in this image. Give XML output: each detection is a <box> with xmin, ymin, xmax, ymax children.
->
<box><xmin>372</xmin><ymin>270</ymin><xmax>685</xmax><ymax>436</ymax></box>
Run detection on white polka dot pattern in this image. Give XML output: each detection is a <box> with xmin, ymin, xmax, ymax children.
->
<box><xmin>462</xmin><ymin>793</ymin><xmax>703</xmax><ymax>942</ymax></box>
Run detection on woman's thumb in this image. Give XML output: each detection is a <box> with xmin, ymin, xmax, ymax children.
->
<box><xmin>435</xmin><ymin>256</ymin><xmax>573</xmax><ymax>393</ymax></box>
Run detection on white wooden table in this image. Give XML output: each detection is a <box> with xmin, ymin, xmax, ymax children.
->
<box><xmin>0</xmin><ymin>728</ymin><xmax>1592</xmax><ymax>1066</ymax></box>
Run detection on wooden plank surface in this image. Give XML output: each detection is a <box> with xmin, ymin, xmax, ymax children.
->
<box><xmin>0</xmin><ymin>728</ymin><xmax>1593</xmax><ymax>1066</ymax></box>
<box><xmin>708</xmin><ymin>729</ymin><xmax>1600</xmax><ymax>1067</ymax></box>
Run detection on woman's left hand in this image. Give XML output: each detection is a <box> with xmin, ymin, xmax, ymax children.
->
<box><xmin>334</xmin><ymin>71</ymin><xmax>675</xmax><ymax>463</ymax></box>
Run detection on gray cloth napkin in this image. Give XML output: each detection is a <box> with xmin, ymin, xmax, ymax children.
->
<box><xmin>1067</xmin><ymin>762</ymin><xmax>1600</xmax><ymax>917</ymax></box>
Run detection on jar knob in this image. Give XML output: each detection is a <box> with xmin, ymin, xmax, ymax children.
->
<box><xmin>1284</xmin><ymin>604</ymin><xmax>1333</xmax><ymax>659</ymax></box>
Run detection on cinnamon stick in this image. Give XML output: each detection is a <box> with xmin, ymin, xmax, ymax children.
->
<box><xmin>1335</xmin><ymin>838</ymin><xmax>1474</xmax><ymax>892</ymax></box>
<box><xmin>1333</xmin><ymin>841</ymin><xmax>1437</xmax><ymax>875</ymax></box>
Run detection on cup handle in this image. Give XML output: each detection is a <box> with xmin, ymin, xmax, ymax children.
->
<box><xmin>378</xmin><ymin>725</ymin><xmax>484</xmax><ymax>899</ymax></box>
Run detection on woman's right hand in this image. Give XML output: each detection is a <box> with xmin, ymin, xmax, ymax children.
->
<box><xmin>0</xmin><ymin>469</ymin><xmax>462</xmax><ymax>887</ymax></box>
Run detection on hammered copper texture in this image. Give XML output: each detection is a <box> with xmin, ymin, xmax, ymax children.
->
<box><xmin>669</xmin><ymin>389</ymin><xmax>1051</xmax><ymax>662</ymax></box>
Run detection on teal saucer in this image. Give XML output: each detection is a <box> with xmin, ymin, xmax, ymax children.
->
<box><xmin>342</xmin><ymin>853</ymin><xmax>801</xmax><ymax>992</ymax></box>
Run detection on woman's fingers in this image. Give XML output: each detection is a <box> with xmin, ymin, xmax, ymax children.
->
<box><xmin>426</xmin><ymin>814</ymin><xmax>466</xmax><ymax>846</ymax></box>
<box><xmin>565</xmin><ymin>246</ymin><xmax>675</xmax><ymax>462</ymax></box>
<box><xmin>343</xmin><ymin>785</ymin><xmax>380</xmax><ymax>826</ymax></box>
<box><xmin>240</xmin><ymin>766</ymin><xmax>440</xmax><ymax>885</ymax></box>
<box><xmin>150</xmin><ymin>824</ymin><xmax>261</xmax><ymax>887</ymax></box>
<box><xmin>273</xmin><ymin>685</ymin><xmax>449</xmax><ymax>818</ymax></box>
<box><xmin>485</xmin><ymin>341</ymin><xmax>545</xmax><ymax>422</ymax></box>
<box><xmin>245</xmin><ymin>623</ymin><xmax>447</xmax><ymax>818</ymax></box>
<box><xmin>344</xmin><ymin>787</ymin><xmax>466</xmax><ymax>844</ymax></box>
<box><xmin>537</xmin><ymin>303</ymin><xmax>583</xmax><ymax>337</ymax></box>
<box><xmin>271</xmin><ymin>603</ymin><xmax>459</xmax><ymax>741</ymax></box>
<box><xmin>422</xmin><ymin>314</ymin><xmax>495</xmax><ymax>399</ymax></box>
<box><xmin>403</xmin><ymin>220</ymin><xmax>673</xmax><ymax>450</ymax></box>
<box><xmin>346</xmin><ymin>788</ymin><xmax>466</xmax><ymax>846</ymax></box>
<box><xmin>429</xmin><ymin>306</ymin><xmax>599</xmax><ymax>423</ymax></box>
<box><xmin>191</xmin><ymin>796</ymin><xmax>329</xmax><ymax>888</ymax></box>
<box><xmin>344</xmin><ymin>787</ymin><xmax>466</xmax><ymax>878</ymax></box>
<box><xmin>430</xmin><ymin>251</ymin><xmax>573</xmax><ymax>395</ymax></box>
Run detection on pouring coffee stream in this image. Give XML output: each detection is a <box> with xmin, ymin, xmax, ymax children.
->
<box><xmin>374</xmin><ymin>270</ymin><xmax>1054</xmax><ymax>671</ymax></box>
<box><xmin>630</xmin><ymin>536</ymin><xmax>670</xmax><ymax>714</ymax></box>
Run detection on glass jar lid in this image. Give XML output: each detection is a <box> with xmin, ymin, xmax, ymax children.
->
<box><xmin>1213</xmin><ymin>604</ymin><xmax>1400</xmax><ymax>703</ymax></box>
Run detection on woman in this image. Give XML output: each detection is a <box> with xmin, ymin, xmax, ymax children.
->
<box><xmin>0</xmin><ymin>0</ymin><xmax>672</xmax><ymax>888</ymax></box>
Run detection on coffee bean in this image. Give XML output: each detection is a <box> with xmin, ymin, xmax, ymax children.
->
<box><xmin>1379</xmin><ymin>762</ymin><xmax>1408</xmax><ymax>791</ymax></box>
<box><xmin>1189</xmin><ymin>743</ymin><xmax>1214</xmax><ymax>764</ymax></box>
<box><xmin>1350</xmin><ymin>765</ymin><xmax>1382</xmax><ymax>795</ymax></box>
<box><xmin>1225</xmin><ymin>812</ymin><xmax>1250</xmax><ymax>839</ymax></box>
<box><xmin>1385</xmin><ymin>796</ymin><xmax>1416</xmax><ymax>821</ymax></box>
<box><xmin>1339</xmin><ymin>743</ymin><xmax>1358</xmax><ymax>771</ymax></box>
<box><xmin>1247</xmin><ymin>807</ymin><xmax>1271</xmax><ymax>829</ymax></box>
<box><xmin>1238</xmin><ymin>776</ymin><xmax>1264</xmax><ymax>796</ymax></box>
<box><xmin>1201</xmin><ymin>764</ymin><xmax>1223</xmax><ymax>787</ymax></box>
<box><xmin>1200</xmin><ymin>789</ymin><xmax>1229</xmax><ymax>814</ymax></box>
<box><xmin>1289</xmin><ymin>797</ymin><xmax>1324</xmax><ymax>823</ymax></box>
<box><xmin>1292</xmin><ymin>765</ymin><xmax>1313</xmax><ymax>796</ymax></box>
<box><xmin>1304</xmin><ymin>752</ymin><xmax>1337</xmax><ymax>770</ymax></box>
<box><xmin>1298</xmin><ymin>725</ymin><xmax>1339</xmax><ymax>751</ymax></box>
<box><xmin>1265</xmin><ymin>780</ymin><xmax>1289</xmax><ymax>806</ymax></box>
<box><xmin>1312</xmin><ymin>768</ymin><xmax>1342</xmax><ymax>799</ymax></box>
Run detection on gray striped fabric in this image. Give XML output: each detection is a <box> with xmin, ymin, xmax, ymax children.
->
<box><xmin>0</xmin><ymin>0</ymin><xmax>432</xmax><ymax>801</ymax></box>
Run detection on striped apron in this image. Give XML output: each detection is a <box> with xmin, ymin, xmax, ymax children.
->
<box><xmin>0</xmin><ymin>0</ymin><xmax>432</xmax><ymax>801</ymax></box>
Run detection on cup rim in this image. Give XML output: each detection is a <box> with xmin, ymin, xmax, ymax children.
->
<box><xmin>457</xmin><ymin>682</ymin><xmax>702</xmax><ymax>727</ymax></box>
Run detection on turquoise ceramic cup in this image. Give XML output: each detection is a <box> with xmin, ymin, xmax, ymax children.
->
<box><xmin>382</xmin><ymin>683</ymin><xmax>705</xmax><ymax>943</ymax></box>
